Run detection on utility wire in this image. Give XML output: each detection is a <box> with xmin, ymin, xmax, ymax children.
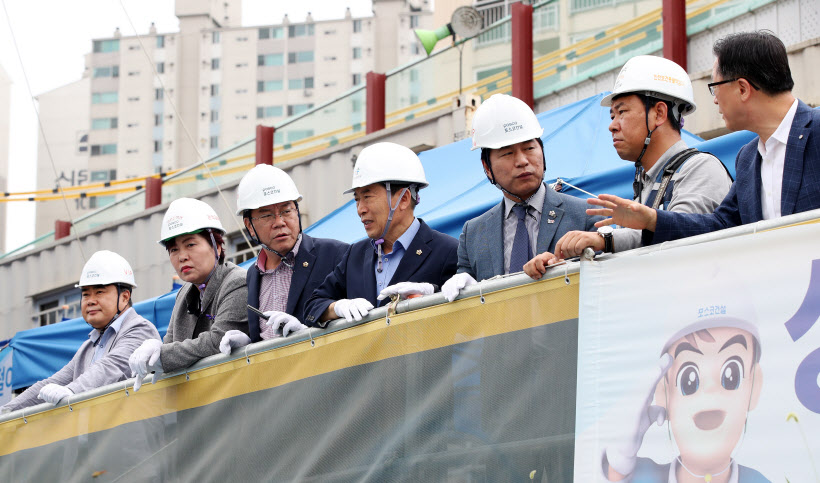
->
<box><xmin>0</xmin><ymin>0</ymin><xmax>87</xmax><ymax>261</ymax></box>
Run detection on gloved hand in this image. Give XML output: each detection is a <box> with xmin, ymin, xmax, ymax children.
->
<box><xmin>219</xmin><ymin>330</ymin><xmax>252</xmax><ymax>355</ymax></box>
<box><xmin>603</xmin><ymin>353</ymin><xmax>673</xmax><ymax>479</ymax></box>
<box><xmin>129</xmin><ymin>339</ymin><xmax>164</xmax><ymax>392</ymax></box>
<box><xmin>262</xmin><ymin>311</ymin><xmax>308</xmax><ymax>337</ymax></box>
<box><xmin>333</xmin><ymin>298</ymin><xmax>374</xmax><ymax>322</ymax></box>
<box><xmin>377</xmin><ymin>282</ymin><xmax>435</xmax><ymax>301</ymax></box>
<box><xmin>0</xmin><ymin>404</ymin><xmax>12</xmax><ymax>414</ymax></box>
<box><xmin>441</xmin><ymin>272</ymin><xmax>478</xmax><ymax>302</ymax></box>
<box><xmin>38</xmin><ymin>383</ymin><xmax>73</xmax><ymax>405</ymax></box>
<box><xmin>280</xmin><ymin>318</ymin><xmax>308</xmax><ymax>337</ymax></box>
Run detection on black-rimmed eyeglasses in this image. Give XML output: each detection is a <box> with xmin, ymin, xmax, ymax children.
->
<box><xmin>708</xmin><ymin>78</ymin><xmax>760</xmax><ymax>96</ymax></box>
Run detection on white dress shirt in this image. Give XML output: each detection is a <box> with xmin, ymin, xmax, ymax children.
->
<box><xmin>758</xmin><ymin>99</ymin><xmax>798</xmax><ymax>220</ymax></box>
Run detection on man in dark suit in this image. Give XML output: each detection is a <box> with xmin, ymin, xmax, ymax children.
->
<box><xmin>303</xmin><ymin>142</ymin><xmax>458</xmax><ymax>327</ymax></box>
<box><xmin>587</xmin><ymin>31</ymin><xmax>820</xmax><ymax>240</ymax></box>
<box><xmin>441</xmin><ymin>94</ymin><xmax>600</xmax><ymax>301</ymax></box>
<box><xmin>219</xmin><ymin>165</ymin><xmax>348</xmax><ymax>353</ymax></box>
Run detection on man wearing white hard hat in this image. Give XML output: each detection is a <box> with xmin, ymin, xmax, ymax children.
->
<box><xmin>304</xmin><ymin>142</ymin><xmax>458</xmax><ymax>326</ymax></box>
<box><xmin>441</xmin><ymin>94</ymin><xmax>600</xmax><ymax>300</ymax></box>
<box><xmin>129</xmin><ymin>198</ymin><xmax>248</xmax><ymax>390</ymax></box>
<box><xmin>1</xmin><ymin>251</ymin><xmax>160</xmax><ymax>412</ymax></box>
<box><xmin>219</xmin><ymin>165</ymin><xmax>348</xmax><ymax>354</ymax></box>
<box><xmin>525</xmin><ymin>56</ymin><xmax>733</xmax><ymax>278</ymax></box>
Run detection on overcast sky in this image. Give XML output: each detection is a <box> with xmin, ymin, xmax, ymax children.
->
<box><xmin>0</xmin><ymin>0</ymin><xmax>373</xmax><ymax>252</ymax></box>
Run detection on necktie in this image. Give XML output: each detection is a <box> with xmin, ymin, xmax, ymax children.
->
<box><xmin>510</xmin><ymin>204</ymin><xmax>532</xmax><ymax>273</ymax></box>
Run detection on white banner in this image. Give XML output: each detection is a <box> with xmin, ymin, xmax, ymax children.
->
<box><xmin>0</xmin><ymin>348</ymin><xmax>12</xmax><ymax>406</ymax></box>
<box><xmin>575</xmin><ymin>221</ymin><xmax>820</xmax><ymax>483</ymax></box>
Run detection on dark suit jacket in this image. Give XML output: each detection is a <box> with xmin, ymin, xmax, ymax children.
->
<box><xmin>247</xmin><ymin>234</ymin><xmax>348</xmax><ymax>341</ymax></box>
<box><xmin>457</xmin><ymin>184</ymin><xmax>601</xmax><ymax>281</ymax></box>
<box><xmin>652</xmin><ymin>100</ymin><xmax>820</xmax><ymax>243</ymax></box>
<box><xmin>304</xmin><ymin>219</ymin><xmax>458</xmax><ymax>327</ymax></box>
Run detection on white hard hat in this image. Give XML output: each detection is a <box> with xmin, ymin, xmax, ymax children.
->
<box><xmin>601</xmin><ymin>55</ymin><xmax>697</xmax><ymax>119</ymax></box>
<box><xmin>661</xmin><ymin>299</ymin><xmax>761</xmax><ymax>359</ymax></box>
<box><xmin>470</xmin><ymin>94</ymin><xmax>544</xmax><ymax>151</ymax></box>
<box><xmin>76</xmin><ymin>250</ymin><xmax>137</xmax><ymax>288</ymax></box>
<box><xmin>236</xmin><ymin>164</ymin><xmax>302</xmax><ymax>215</ymax></box>
<box><xmin>158</xmin><ymin>198</ymin><xmax>225</xmax><ymax>245</ymax></box>
<box><xmin>344</xmin><ymin>142</ymin><xmax>429</xmax><ymax>194</ymax></box>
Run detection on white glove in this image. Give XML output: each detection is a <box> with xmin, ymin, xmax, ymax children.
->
<box><xmin>38</xmin><ymin>383</ymin><xmax>73</xmax><ymax>405</ymax></box>
<box><xmin>262</xmin><ymin>311</ymin><xmax>308</xmax><ymax>337</ymax></box>
<box><xmin>129</xmin><ymin>339</ymin><xmax>164</xmax><ymax>392</ymax></box>
<box><xmin>604</xmin><ymin>353</ymin><xmax>673</xmax><ymax>478</ymax></box>
<box><xmin>281</xmin><ymin>318</ymin><xmax>308</xmax><ymax>337</ymax></box>
<box><xmin>0</xmin><ymin>405</ymin><xmax>11</xmax><ymax>414</ymax></box>
<box><xmin>333</xmin><ymin>298</ymin><xmax>374</xmax><ymax>322</ymax></box>
<box><xmin>441</xmin><ymin>272</ymin><xmax>478</xmax><ymax>302</ymax></box>
<box><xmin>219</xmin><ymin>330</ymin><xmax>252</xmax><ymax>355</ymax></box>
<box><xmin>377</xmin><ymin>282</ymin><xmax>435</xmax><ymax>301</ymax></box>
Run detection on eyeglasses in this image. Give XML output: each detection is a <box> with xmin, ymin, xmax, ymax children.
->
<box><xmin>250</xmin><ymin>208</ymin><xmax>296</xmax><ymax>224</ymax></box>
<box><xmin>707</xmin><ymin>78</ymin><xmax>760</xmax><ymax>96</ymax></box>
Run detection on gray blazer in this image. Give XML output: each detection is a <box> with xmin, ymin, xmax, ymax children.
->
<box><xmin>457</xmin><ymin>184</ymin><xmax>601</xmax><ymax>281</ymax></box>
<box><xmin>160</xmin><ymin>261</ymin><xmax>248</xmax><ymax>372</ymax></box>
<box><xmin>3</xmin><ymin>308</ymin><xmax>161</xmax><ymax>411</ymax></box>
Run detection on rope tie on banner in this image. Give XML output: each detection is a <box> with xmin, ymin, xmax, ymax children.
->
<box><xmin>67</xmin><ymin>395</ymin><xmax>74</xmax><ymax>412</ymax></box>
<box><xmin>386</xmin><ymin>294</ymin><xmax>401</xmax><ymax>326</ymax></box>
<box><xmin>124</xmin><ymin>381</ymin><xmax>130</xmax><ymax>397</ymax></box>
<box><xmin>479</xmin><ymin>281</ymin><xmax>486</xmax><ymax>304</ymax></box>
<box><xmin>22</xmin><ymin>408</ymin><xmax>28</xmax><ymax>424</ymax></box>
<box><xmin>184</xmin><ymin>370</ymin><xmax>190</xmax><ymax>382</ymax></box>
<box><xmin>307</xmin><ymin>328</ymin><xmax>315</xmax><ymax>347</ymax></box>
<box><xmin>244</xmin><ymin>345</ymin><xmax>251</xmax><ymax>365</ymax></box>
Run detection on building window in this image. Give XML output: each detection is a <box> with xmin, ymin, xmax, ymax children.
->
<box><xmin>258</xmin><ymin>53</ymin><xmax>284</xmax><ymax>66</ymax></box>
<box><xmin>211</xmin><ymin>110</ymin><xmax>219</xmax><ymax>122</ymax></box>
<box><xmin>411</xmin><ymin>43</ymin><xmax>421</xmax><ymax>55</ymax></box>
<box><xmin>91</xmin><ymin>117</ymin><xmax>118</xmax><ymax>130</ymax></box>
<box><xmin>236</xmin><ymin>36</ymin><xmax>248</xmax><ymax>42</ymax></box>
<box><xmin>352</xmin><ymin>47</ymin><xmax>362</xmax><ymax>59</ymax></box>
<box><xmin>211</xmin><ymin>84</ymin><xmax>219</xmax><ymax>96</ymax></box>
<box><xmin>235</xmin><ymin>62</ymin><xmax>248</xmax><ymax>68</ymax></box>
<box><xmin>288</xmin><ymin>24</ymin><xmax>315</xmax><ymax>38</ymax></box>
<box><xmin>257</xmin><ymin>80</ymin><xmax>283</xmax><ymax>92</ymax></box>
<box><xmin>156</xmin><ymin>62</ymin><xmax>165</xmax><ymax>73</ymax></box>
<box><xmin>352</xmin><ymin>73</ymin><xmax>362</xmax><ymax>86</ymax></box>
<box><xmin>156</xmin><ymin>35</ymin><xmax>165</xmax><ymax>48</ymax></box>
<box><xmin>288</xmin><ymin>51</ymin><xmax>314</xmax><ymax>64</ymax></box>
<box><xmin>91</xmin><ymin>91</ymin><xmax>118</xmax><ymax>104</ymax></box>
<box><xmin>211</xmin><ymin>58</ymin><xmax>220</xmax><ymax>70</ymax></box>
<box><xmin>256</xmin><ymin>105</ymin><xmax>284</xmax><ymax>119</ymax></box>
<box><xmin>288</xmin><ymin>77</ymin><xmax>314</xmax><ymax>90</ymax></box>
<box><xmin>154</xmin><ymin>140</ymin><xmax>162</xmax><ymax>152</ymax></box>
<box><xmin>353</xmin><ymin>19</ymin><xmax>362</xmax><ymax>33</ymax></box>
<box><xmin>212</xmin><ymin>31</ymin><xmax>221</xmax><ymax>43</ymax></box>
<box><xmin>210</xmin><ymin>136</ymin><xmax>219</xmax><ymax>149</ymax></box>
<box><xmin>154</xmin><ymin>114</ymin><xmax>162</xmax><ymax>126</ymax></box>
<box><xmin>410</xmin><ymin>15</ymin><xmax>419</xmax><ymax>29</ymax></box>
<box><xmin>287</xmin><ymin>104</ymin><xmax>313</xmax><ymax>116</ymax></box>
<box><xmin>155</xmin><ymin>88</ymin><xmax>164</xmax><ymax>100</ymax></box>
<box><xmin>128</xmin><ymin>71</ymin><xmax>140</xmax><ymax>76</ymax></box>
<box><xmin>91</xmin><ymin>144</ymin><xmax>117</xmax><ymax>156</ymax></box>
<box><xmin>93</xmin><ymin>65</ymin><xmax>119</xmax><ymax>78</ymax></box>
<box><xmin>127</xmin><ymin>96</ymin><xmax>140</xmax><ymax>102</ymax></box>
<box><xmin>259</xmin><ymin>27</ymin><xmax>284</xmax><ymax>39</ymax></box>
<box><xmin>93</xmin><ymin>39</ymin><xmax>120</xmax><ymax>53</ymax></box>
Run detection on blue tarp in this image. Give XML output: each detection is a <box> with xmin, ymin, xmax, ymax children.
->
<box><xmin>8</xmin><ymin>93</ymin><xmax>757</xmax><ymax>389</ymax></box>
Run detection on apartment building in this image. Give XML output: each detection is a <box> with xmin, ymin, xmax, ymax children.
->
<box><xmin>34</xmin><ymin>0</ymin><xmax>433</xmax><ymax>236</ymax></box>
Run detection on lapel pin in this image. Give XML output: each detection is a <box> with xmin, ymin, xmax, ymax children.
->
<box><xmin>416</xmin><ymin>249</ymin><xmax>422</xmax><ymax>255</ymax></box>
<box><xmin>547</xmin><ymin>219</ymin><xmax>555</xmax><ymax>224</ymax></box>
<box><xmin>799</xmin><ymin>135</ymin><xmax>803</xmax><ymax>139</ymax></box>
<box><xmin>549</xmin><ymin>210</ymin><xmax>556</xmax><ymax>217</ymax></box>
<box><xmin>302</xmin><ymin>261</ymin><xmax>309</xmax><ymax>267</ymax></box>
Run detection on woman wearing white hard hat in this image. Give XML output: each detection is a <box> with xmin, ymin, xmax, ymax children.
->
<box><xmin>219</xmin><ymin>164</ymin><xmax>349</xmax><ymax>355</ymax></box>
<box><xmin>441</xmin><ymin>94</ymin><xmax>600</xmax><ymax>302</ymax></box>
<box><xmin>128</xmin><ymin>198</ymin><xmax>248</xmax><ymax>390</ymax></box>
<box><xmin>1</xmin><ymin>251</ymin><xmax>161</xmax><ymax>412</ymax></box>
<box><xmin>303</xmin><ymin>142</ymin><xmax>458</xmax><ymax>326</ymax></box>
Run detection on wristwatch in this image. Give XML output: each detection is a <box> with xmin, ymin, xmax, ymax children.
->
<box><xmin>597</xmin><ymin>226</ymin><xmax>614</xmax><ymax>253</ymax></box>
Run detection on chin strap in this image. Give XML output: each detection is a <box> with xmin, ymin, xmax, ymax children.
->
<box><xmin>632</xmin><ymin>96</ymin><xmax>658</xmax><ymax>202</ymax></box>
<box><xmin>197</xmin><ymin>229</ymin><xmax>221</xmax><ymax>293</ymax></box>
<box><xmin>91</xmin><ymin>285</ymin><xmax>129</xmax><ymax>347</ymax></box>
<box><xmin>246</xmin><ymin>205</ymin><xmax>302</xmax><ymax>268</ymax></box>
<box><xmin>372</xmin><ymin>182</ymin><xmax>413</xmax><ymax>273</ymax></box>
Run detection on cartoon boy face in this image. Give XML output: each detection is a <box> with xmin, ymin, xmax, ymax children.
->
<box><xmin>655</xmin><ymin>327</ymin><xmax>763</xmax><ymax>474</ymax></box>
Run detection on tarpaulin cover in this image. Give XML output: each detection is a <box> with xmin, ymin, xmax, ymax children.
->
<box><xmin>7</xmin><ymin>93</ymin><xmax>756</xmax><ymax>389</ymax></box>
<box><xmin>0</xmin><ymin>274</ymin><xmax>582</xmax><ymax>482</ymax></box>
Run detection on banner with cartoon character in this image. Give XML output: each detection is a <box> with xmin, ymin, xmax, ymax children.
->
<box><xmin>574</xmin><ymin>221</ymin><xmax>820</xmax><ymax>483</ymax></box>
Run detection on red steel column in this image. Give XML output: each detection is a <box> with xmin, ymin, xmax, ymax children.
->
<box><xmin>145</xmin><ymin>177</ymin><xmax>162</xmax><ymax>209</ymax></box>
<box><xmin>511</xmin><ymin>2</ymin><xmax>534</xmax><ymax>108</ymax></box>
<box><xmin>366</xmin><ymin>71</ymin><xmax>386</xmax><ymax>134</ymax></box>
<box><xmin>663</xmin><ymin>0</ymin><xmax>687</xmax><ymax>70</ymax></box>
<box><xmin>255</xmin><ymin>124</ymin><xmax>275</xmax><ymax>165</ymax></box>
<box><xmin>55</xmin><ymin>220</ymin><xmax>71</xmax><ymax>240</ymax></box>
